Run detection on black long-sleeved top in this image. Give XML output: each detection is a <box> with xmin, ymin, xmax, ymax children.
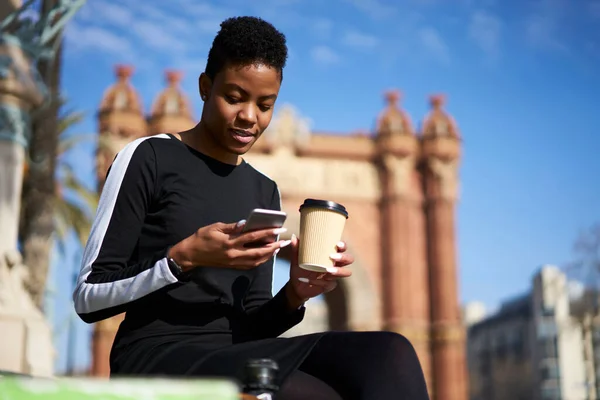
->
<box><xmin>73</xmin><ymin>133</ymin><xmax>304</xmax><ymax>346</ymax></box>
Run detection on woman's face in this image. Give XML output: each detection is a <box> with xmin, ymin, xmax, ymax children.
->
<box><xmin>199</xmin><ymin>63</ymin><xmax>281</xmax><ymax>158</ymax></box>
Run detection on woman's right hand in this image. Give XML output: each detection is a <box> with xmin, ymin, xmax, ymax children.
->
<box><xmin>168</xmin><ymin>221</ymin><xmax>290</xmax><ymax>271</ymax></box>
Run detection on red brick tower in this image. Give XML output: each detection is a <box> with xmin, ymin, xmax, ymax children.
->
<box><xmin>148</xmin><ymin>69</ymin><xmax>195</xmax><ymax>135</ymax></box>
<box><xmin>96</xmin><ymin>64</ymin><xmax>147</xmax><ymax>191</ymax></box>
<box><xmin>92</xmin><ymin>64</ymin><xmax>147</xmax><ymax>377</ymax></box>
<box><xmin>377</xmin><ymin>90</ymin><xmax>432</xmax><ymax>390</ymax></box>
<box><xmin>421</xmin><ymin>94</ymin><xmax>467</xmax><ymax>400</ymax></box>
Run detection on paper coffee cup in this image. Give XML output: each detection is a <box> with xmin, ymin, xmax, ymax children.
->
<box><xmin>298</xmin><ymin>199</ymin><xmax>349</xmax><ymax>272</ymax></box>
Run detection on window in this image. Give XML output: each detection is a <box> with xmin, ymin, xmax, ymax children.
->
<box><xmin>540</xmin><ymin>363</ymin><xmax>560</xmax><ymax>381</ymax></box>
<box><xmin>538</xmin><ymin>319</ymin><xmax>558</xmax><ymax>338</ymax></box>
<box><xmin>540</xmin><ymin>385</ymin><xmax>561</xmax><ymax>400</ymax></box>
<box><xmin>538</xmin><ymin>338</ymin><xmax>559</xmax><ymax>359</ymax></box>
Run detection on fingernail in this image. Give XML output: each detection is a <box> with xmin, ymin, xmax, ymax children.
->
<box><xmin>273</xmin><ymin>227</ymin><xmax>287</xmax><ymax>235</ymax></box>
<box><xmin>291</xmin><ymin>233</ymin><xmax>297</xmax><ymax>241</ymax></box>
<box><xmin>279</xmin><ymin>240</ymin><xmax>292</xmax><ymax>248</ymax></box>
<box><xmin>330</xmin><ymin>253</ymin><xmax>342</xmax><ymax>261</ymax></box>
<box><xmin>236</xmin><ymin>219</ymin><xmax>246</xmax><ymax>228</ymax></box>
<box><xmin>298</xmin><ymin>277</ymin><xmax>310</xmax><ymax>283</ymax></box>
<box><xmin>337</xmin><ymin>241</ymin><xmax>345</xmax><ymax>248</ymax></box>
<box><xmin>274</xmin><ymin>249</ymin><xmax>280</xmax><ymax>256</ymax></box>
<box><xmin>326</xmin><ymin>267</ymin><xmax>338</xmax><ymax>274</ymax></box>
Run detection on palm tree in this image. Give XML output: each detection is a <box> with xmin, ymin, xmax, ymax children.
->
<box><xmin>20</xmin><ymin>103</ymin><xmax>98</xmax><ymax>307</ymax></box>
<box><xmin>19</xmin><ymin>0</ymin><xmax>64</xmax><ymax>309</ymax></box>
<box><xmin>52</xmin><ymin>106</ymin><xmax>98</xmax><ymax>252</ymax></box>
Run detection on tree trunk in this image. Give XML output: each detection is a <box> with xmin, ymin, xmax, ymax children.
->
<box><xmin>20</xmin><ymin>0</ymin><xmax>63</xmax><ymax>310</ymax></box>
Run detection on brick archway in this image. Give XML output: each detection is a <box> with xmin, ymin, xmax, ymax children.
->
<box><xmin>91</xmin><ymin>82</ymin><xmax>467</xmax><ymax>398</ymax></box>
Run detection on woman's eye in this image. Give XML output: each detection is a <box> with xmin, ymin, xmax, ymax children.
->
<box><xmin>259</xmin><ymin>104</ymin><xmax>272</xmax><ymax>112</ymax></box>
<box><xmin>225</xmin><ymin>95</ymin><xmax>240</xmax><ymax>104</ymax></box>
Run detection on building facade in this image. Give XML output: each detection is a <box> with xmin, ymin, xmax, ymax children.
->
<box><xmin>466</xmin><ymin>265</ymin><xmax>595</xmax><ymax>400</ymax></box>
<box><xmin>90</xmin><ymin>64</ymin><xmax>468</xmax><ymax>400</ymax></box>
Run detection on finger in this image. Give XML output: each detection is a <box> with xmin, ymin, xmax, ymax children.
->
<box><xmin>220</xmin><ymin>220</ymin><xmax>246</xmax><ymax>234</ymax></box>
<box><xmin>329</xmin><ymin>252</ymin><xmax>354</xmax><ymax>267</ymax></box>
<box><xmin>234</xmin><ymin>219</ymin><xmax>247</xmax><ymax>232</ymax></box>
<box><xmin>298</xmin><ymin>277</ymin><xmax>338</xmax><ymax>291</ymax></box>
<box><xmin>228</xmin><ymin>240</ymin><xmax>286</xmax><ymax>268</ymax></box>
<box><xmin>247</xmin><ymin>239</ymin><xmax>291</xmax><ymax>260</ymax></box>
<box><xmin>322</xmin><ymin>266</ymin><xmax>352</xmax><ymax>278</ymax></box>
<box><xmin>234</xmin><ymin>227</ymin><xmax>287</xmax><ymax>246</ymax></box>
<box><xmin>335</xmin><ymin>241</ymin><xmax>347</xmax><ymax>252</ymax></box>
<box><xmin>290</xmin><ymin>233</ymin><xmax>299</xmax><ymax>266</ymax></box>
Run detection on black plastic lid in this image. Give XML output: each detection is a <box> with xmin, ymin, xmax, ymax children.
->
<box><xmin>299</xmin><ymin>199</ymin><xmax>349</xmax><ymax>219</ymax></box>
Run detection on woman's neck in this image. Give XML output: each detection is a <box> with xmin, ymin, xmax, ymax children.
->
<box><xmin>178</xmin><ymin>123</ymin><xmax>241</xmax><ymax>166</ymax></box>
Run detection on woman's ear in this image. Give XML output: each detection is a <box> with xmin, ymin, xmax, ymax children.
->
<box><xmin>199</xmin><ymin>73</ymin><xmax>212</xmax><ymax>101</ymax></box>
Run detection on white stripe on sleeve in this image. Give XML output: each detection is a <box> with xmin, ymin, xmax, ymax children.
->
<box><xmin>73</xmin><ymin>134</ymin><xmax>178</xmax><ymax>315</ymax></box>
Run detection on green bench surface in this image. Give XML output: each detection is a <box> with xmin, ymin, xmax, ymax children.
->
<box><xmin>0</xmin><ymin>376</ymin><xmax>240</xmax><ymax>400</ymax></box>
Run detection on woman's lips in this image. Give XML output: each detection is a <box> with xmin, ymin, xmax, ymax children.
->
<box><xmin>229</xmin><ymin>129</ymin><xmax>255</xmax><ymax>144</ymax></box>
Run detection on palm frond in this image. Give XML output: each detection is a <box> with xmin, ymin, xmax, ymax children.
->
<box><xmin>60</xmin><ymin>163</ymin><xmax>98</xmax><ymax>213</ymax></box>
<box><xmin>57</xmin><ymin>109</ymin><xmax>85</xmax><ymax>137</ymax></box>
<box><xmin>25</xmin><ymin>101</ymin><xmax>99</xmax><ymax>252</ymax></box>
<box><xmin>56</xmin><ymin>195</ymin><xmax>93</xmax><ymax>247</ymax></box>
<box><xmin>58</xmin><ymin>132</ymin><xmax>96</xmax><ymax>156</ymax></box>
<box><xmin>53</xmin><ymin>196</ymin><xmax>70</xmax><ymax>256</ymax></box>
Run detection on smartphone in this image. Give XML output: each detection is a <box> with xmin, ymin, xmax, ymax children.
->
<box><xmin>241</xmin><ymin>208</ymin><xmax>287</xmax><ymax>233</ymax></box>
<box><xmin>241</xmin><ymin>208</ymin><xmax>287</xmax><ymax>247</ymax></box>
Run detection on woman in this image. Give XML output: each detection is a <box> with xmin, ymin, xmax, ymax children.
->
<box><xmin>73</xmin><ymin>16</ymin><xmax>429</xmax><ymax>400</ymax></box>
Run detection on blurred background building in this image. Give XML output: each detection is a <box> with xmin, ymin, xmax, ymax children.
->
<box><xmin>466</xmin><ymin>265</ymin><xmax>600</xmax><ymax>400</ymax></box>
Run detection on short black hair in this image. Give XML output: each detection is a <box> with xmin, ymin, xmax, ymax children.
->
<box><xmin>205</xmin><ymin>16</ymin><xmax>288</xmax><ymax>81</ymax></box>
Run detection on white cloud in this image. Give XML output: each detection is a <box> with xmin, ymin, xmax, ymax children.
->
<box><xmin>311</xmin><ymin>18</ymin><xmax>334</xmax><ymax>40</ymax></box>
<box><xmin>101</xmin><ymin>2</ymin><xmax>135</xmax><ymax>25</ymax></box>
<box><xmin>342</xmin><ymin>30</ymin><xmax>379</xmax><ymax>50</ymax></box>
<box><xmin>64</xmin><ymin>0</ymin><xmax>224</xmax><ymax>75</ymax></box>
<box><xmin>64</xmin><ymin>23</ymin><xmax>134</xmax><ymax>60</ymax></box>
<box><xmin>524</xmin><ymin>0</ymin><xmax>568</xmax><ymax>52</ymax></box>
<box><xmin>344</xmin><ymin>0</ymin><xmax>396</xmax><ymax>20</ymax></box>
<box><xmin>129</xmin><ymin>20</ymin><xmax>189</xmax><ymax>53</ymax></box>
<box><xmin>418</xmin><ymin>27</ymin><xmax>450</xmax><ymax>64</ymax></box>
<box><xmin>310</xmin><ymin>46</ymin><xmax>341</xmax><ymax>65</ymax></box>
<box><xmin>468</xmin><ymin>10</ymin><xmax>501</xmax><ymax>60</ymax></box>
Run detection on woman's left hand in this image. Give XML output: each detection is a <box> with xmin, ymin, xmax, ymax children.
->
<box><xmin>286</xmin><ymin>234</ymin><xmax>354</xmax><ymax>305</ymax></box>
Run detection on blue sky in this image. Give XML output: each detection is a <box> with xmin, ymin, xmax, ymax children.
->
<box><xmin>47</xmin><ymin>0</ymin><xmax>600</xmax><ymax>373</ymax></box>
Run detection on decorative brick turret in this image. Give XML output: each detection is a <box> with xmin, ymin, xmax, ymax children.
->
<box><xmin>96</xmin><ymin>64</ymin><xmax>147</xmax><ymax>190</ymax></box>
<box><xmin>421</xmin><ymin>94</ymin><xmax>467</xmax><ymax>400</ymax></box>
<box><xmin>92</xmin><ymin>64</ymin><xmax>147</xmax><ymax>378</ymax></box>
<box><xmin>148</xmin><ymin>69</ymin><xmax>195</xmax><ymax>135</ymax></box>
<box><xmin>376</xmin><ymin>89</ymin><xmax>432</xmax><ymax>391</ymax></box>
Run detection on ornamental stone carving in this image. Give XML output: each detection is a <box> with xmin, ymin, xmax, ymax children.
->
<box><xmin>383</xmin><ymin>154</ymin><xmax>415</xmax><ymax>198</ymax></box>
<box><xmin>422</xmin><ymin>94</ymin><xmax>460</xmax><ymax>139</ymax></box>
<box><xmin>377</xmin><ymin>90</ymin><xmax>414</xmax><ymax>137</ymax></box>
<box><xmin>0</xmin><ymin>103</ymin><xmax>30</xmax><ymax>146</ymax></box>
<box><xmin>150</xmin><ymin>70</ymin><xmax>193</xmax><ymax>119</ymax></box>
<box><xmin>264</xmin><ymin>104</ymin><xmax>311</xmax><ymax>152</ymax></box>
<box><xmin>245</xmin><ymin>153</ymin><xmax>380</xmax><ymax>201</ymax></box>
<box><xmin>99</xmin><ymin>65</ymin><xmax>143</xmax><ymax>114</ymax></box>
<box><xmin>428</xmin><ymin>158</ymin><xmax>460</xmax><ymax>201</ymax></box>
